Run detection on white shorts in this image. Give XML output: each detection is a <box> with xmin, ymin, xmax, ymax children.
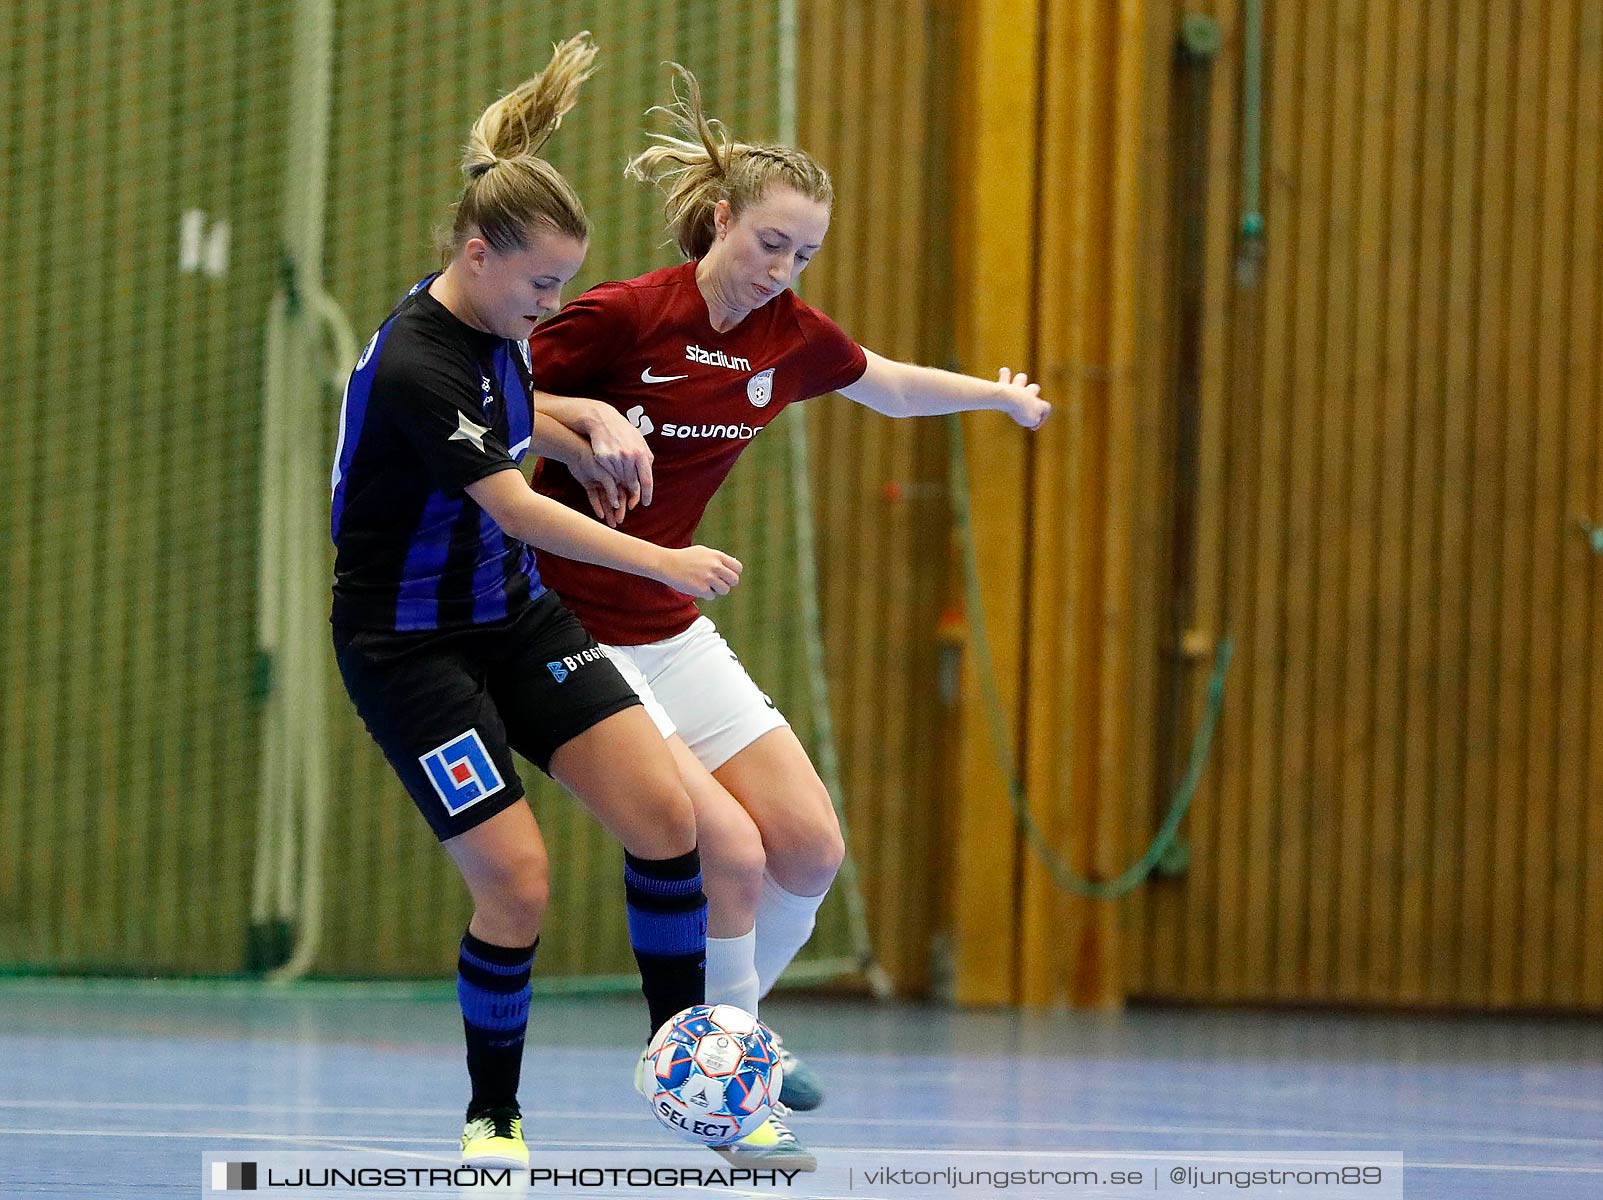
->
<box><xmin>600</xmin><ymin>617</ymin><xmax>789</xmax><ymax>772</ymax></box>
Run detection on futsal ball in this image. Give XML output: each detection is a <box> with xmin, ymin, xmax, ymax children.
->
<box><xmin>643</xmin><ymin>1004</ymin><xmax>782</xmax><ymax>1146</ymax></box>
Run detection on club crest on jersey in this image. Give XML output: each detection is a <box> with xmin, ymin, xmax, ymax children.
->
<box><xmin>746</xmin><ymin>367</ymin><xmax>775</xmax><ymax>408</ymax></box>
<box><xmin>419</xmin><ymin>729</ymin><xmax>504</xmax><ymax>815</ymax></box>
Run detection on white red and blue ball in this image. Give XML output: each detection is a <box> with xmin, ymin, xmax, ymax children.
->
<box><xmin>645</xmin><ymin>1004</ymin><xmax>782</xmax><ymax>1146</ymax></box>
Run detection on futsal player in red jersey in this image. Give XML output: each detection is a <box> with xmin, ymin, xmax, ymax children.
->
<box><xmin>525</xmin><ymin>67</ymin><xmax>1050</xmax><ymax>1168</ymax></box>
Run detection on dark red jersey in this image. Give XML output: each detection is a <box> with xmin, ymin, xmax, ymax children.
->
<box><xmin>529</xmin><ymin>262</ymin><xmax>866</xmax><ymax>644</ymax></box>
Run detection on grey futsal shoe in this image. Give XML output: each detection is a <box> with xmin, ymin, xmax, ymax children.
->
<box><xmin>773</xmin><ymin>1033</ymin><xmax>824</xmax><ymax>1111</ymax></box>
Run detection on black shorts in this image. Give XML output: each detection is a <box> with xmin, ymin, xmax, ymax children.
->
<box><xmin>333</xmin><ymin>589</ymin><xmax>642</xmax><ymax>841</ymax></box>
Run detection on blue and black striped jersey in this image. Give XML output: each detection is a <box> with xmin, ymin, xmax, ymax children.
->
<box><xmin>330</xmin><ymin>277</ymin><xmax>543</xmax><ymax>632</ymax></box>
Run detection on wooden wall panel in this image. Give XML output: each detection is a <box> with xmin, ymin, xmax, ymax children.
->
<box><xmin>797</xmin><ymin>0</ymin><xmax>958</xmax><ymax>997</ymax></box>
<box><xmin>1526</xmin><ymin>0</ymin><xmax>1575</xmax><ymax>1007</ymax></box>
<box><xmin>947</xmin><ymin>0</ymin><xmax>1042</xmax><ymax>1005</ymax></box>
<box><xmin>1170</xmin><ymin>0</ymin><xmax>1244</xmax><ymax>1002</ymax></box>
<box><xmin>1497</xmin><ymin>0</ymin><xmax>1547</xmax><ymax>1008</ymax></box>
<box><xmin>1570</xmin><ymin>0</ymin><xmax>1603</xmax><ymax>1008</ymax></box>
<box><xmin>1016</xmin><ymin>0</ymin><xmax>1156</xmax><ymax>1010</ymax></box>
<box><xmin>1021</xmin><ymin>0</ymin><xmax>1101</xmax><ymax>1008</ymax></box>
<box><xmin>1396</xmin><ymin>0</ymin><xmax>1451</xmax><ymax>1004</ymax></box>
<box><xmin>949</xmin><ymin>0</ymin><xmax>1172</xmax><ymax>1007</ymax></box>
<box><xmin>948</xmin><ymin>0</ymin><xmax>1603</xmax><ymax>1012</ymax></box>
<box><xmin>1370</xmin><ymin>0</ymin><xmax>1420</xmax><ymax>1003</ymax></box>
<box><xmin>1124</xmin><ymin>0</ymin><xmax>1603</xmax><ymax>1011</ymax></box>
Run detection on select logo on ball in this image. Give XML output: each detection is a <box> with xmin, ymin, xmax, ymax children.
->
<box><xmin>654</xmin><ymin>1098</ymin><xmax>739</xmax><ymax>1143</ymax></box>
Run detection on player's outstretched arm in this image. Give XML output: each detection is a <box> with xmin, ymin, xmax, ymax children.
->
<box><xmin>838</xmin><ymin>348</ymin><xmax>1052</xmax><ymax>429</ymax></box>
<box><xmin>467</xmin><ymin>468</ymin><xmax>740</xmax><ymax>599</ymax></box>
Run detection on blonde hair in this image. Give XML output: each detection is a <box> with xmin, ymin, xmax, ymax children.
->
<box><xmin>442</xmin><ymin>32</ymin><xmax>598</xmax><ymax>260</ymax></box>
<box><xmin>625</xmin><ymin>64</ymin><xmax>833</xmax><ymax>260</ymax></box>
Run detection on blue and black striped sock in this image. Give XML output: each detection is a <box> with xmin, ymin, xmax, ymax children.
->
<box><xmin>624</xmin><ymin>848</ymin><xmax>707</xmax><ymax>1036</ymax></box>
<box><xmin>457</xmin><ymin>930</ymin><xmax>535</xmax><ymax>1119</ymax></box>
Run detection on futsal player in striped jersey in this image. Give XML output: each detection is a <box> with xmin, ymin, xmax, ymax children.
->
<box><xmin>525</xmin><ymin>66</ymin><xmax>1051</xmax><ymax>1168</ymax></box>
<box><xmin>329</xmin><ymin>37</ymin><xmax>739</xmax><ymax>1167</ymax></box>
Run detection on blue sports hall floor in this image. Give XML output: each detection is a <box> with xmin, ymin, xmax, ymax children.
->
<box><xmin>0</xmin><ymin>980</ymin><xmax>1598</xmax><ymax>1198</ymax></box>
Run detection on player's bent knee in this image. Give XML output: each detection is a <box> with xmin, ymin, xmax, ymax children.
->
<box><xmin>797</xmin><ymin>781</ymin><xmax>846</xmax><ymax>869</ymax></box>
<box><xmin>501</xmin><ymin>859</ymin><xmax>550</xmax><ymax>916</ymax></box>
<box><xmin>776</xmin><ymin>799</ymin><xmax>845</xmax><ymax>895</ymax></box>
<box><xmin>463</xmin><ymin>845</ymin><xmax>549</xmax><ymax>927</ymax></box>
<box><xmin>792</xmin><ymin>831</ymin><xmax>844</xmax><ymax>895</ymax></box>
<box><xmin>621</xmin><ymin>778</ymin><xmax>698</xmax><ymax>860</ymax></box>
<box><xmin>731</xmin><ymin>832</ymin><xmax>769</xmax><ymax>893</ymax></box>
<box><xmin>704</xmin><ymin>826</ymin><xmax>767</xmax><ymax>912</ymax></box>
<box><xmin>470</xmin><ymin>870</ymin><xmax>548</xmax><ymax>944</ymax></box>
<box><xmin>817</xmin><ymin>824</ymin><xmax>847</xmax><ymax>878</ymax></box>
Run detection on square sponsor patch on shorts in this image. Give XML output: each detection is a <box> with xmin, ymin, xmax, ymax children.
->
<box><xmin>419</xmin><ymin>729</ymin><xmax>505</xmax><ymax>815</ymax></box>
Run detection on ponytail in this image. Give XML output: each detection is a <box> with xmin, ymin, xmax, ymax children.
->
<box><xmin>442</xmin><ymin>32</ymin><xmax>598</xmax><ymax>260</ymax></box>
<box><xmin>625</xmin><ymin>64</ymin><xmax>832</xmax><ymax>260</ymax></box>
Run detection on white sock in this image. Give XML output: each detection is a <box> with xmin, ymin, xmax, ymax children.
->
<box><xmin>706</xmin><ymin>927</ymin><xmax>760</xmax><ymax>1016</ymax></box>
<box><xmin>754</xmin><ymin>873</ymin><xmax>828</xmax><ymax>997</ymax></box>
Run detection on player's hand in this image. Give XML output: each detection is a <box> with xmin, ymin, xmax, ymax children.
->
<box><xmin>998</xmin><ymin>367</ymin><xmax>1051</xmax><ymax>430</ymax></box>
<box><xmin>580</xmin><ymin>400</ymin><xmax>655</xmax><ymax>509</ymax></box>
<box><xmin>568</xmin><ymin>450</ymin><xmax>629</xmax><ymax>525</ymax></box>
<box><xmin>658</xmin><ymin>545</ymin><xmax>743</xmax><ymax>599</ymax></box>
<box><xmin>582</xmin><ymin>481</ymin><xmax>629</xmax><ymax>527</ymax></box>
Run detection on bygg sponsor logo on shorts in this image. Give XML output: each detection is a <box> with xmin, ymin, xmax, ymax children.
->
<box><xmin>419</xmin><ymin>729</ymin><xmax>504</xmax><ymax>815</ymax></box>
<box><xmin>547</xmin><ymin>646</ymin><xmax>607</xmax><ymax>683</ymax></box>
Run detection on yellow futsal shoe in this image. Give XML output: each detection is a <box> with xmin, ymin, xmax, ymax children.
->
<box><xmin>712</xmin><ymin>1104</ymin><xmax>818</xmax><ymax>1172</ymax></box>
<box><xmin>461</xmin><ymin>1108</ymin><xmax>528</xmax><ymax>1168</ymax></box>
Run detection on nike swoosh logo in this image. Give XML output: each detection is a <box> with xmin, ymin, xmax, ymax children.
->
<box><xmin>641</xmin><ymin>367</ymin><xmax>690</xmax><ymax>384</ymax></box>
